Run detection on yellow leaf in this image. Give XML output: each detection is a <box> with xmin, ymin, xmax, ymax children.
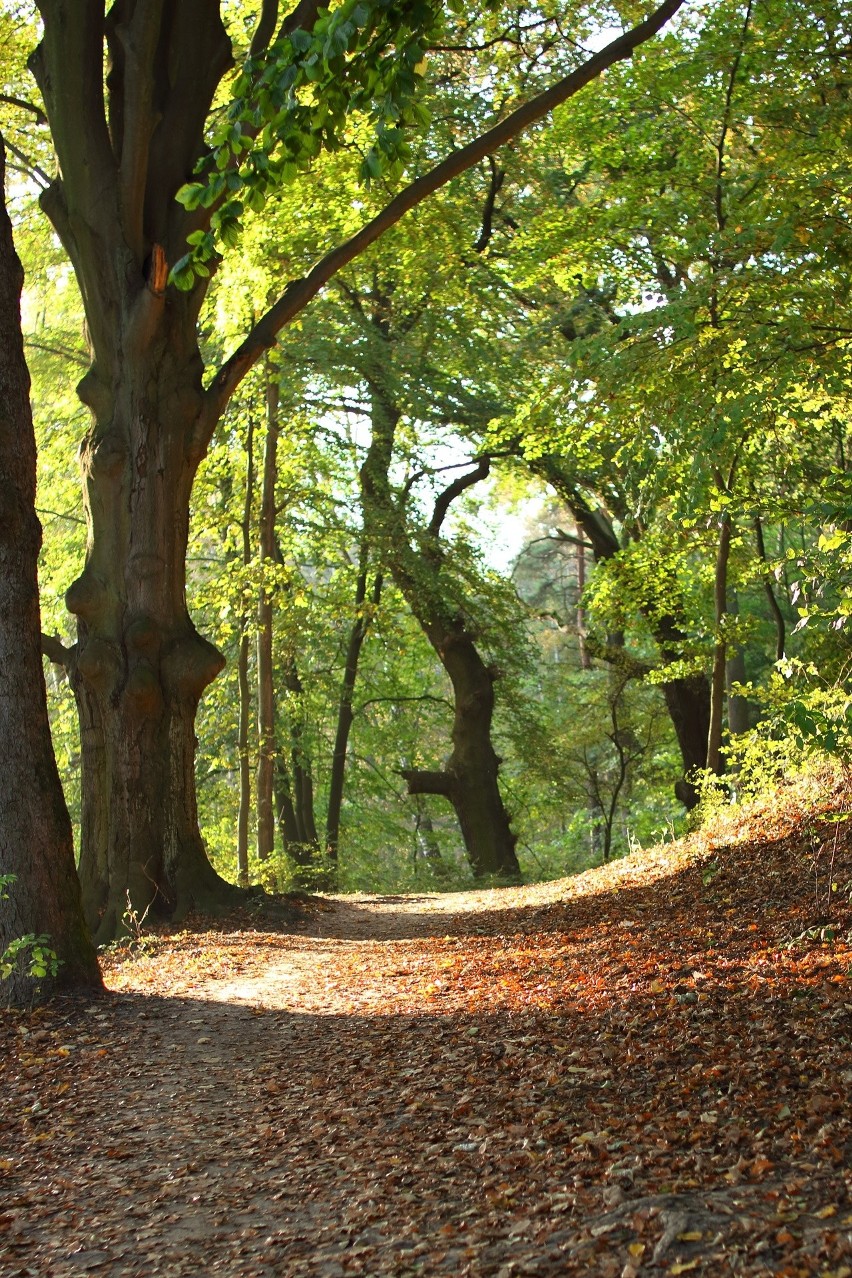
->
<box><xmin>628</xmin><ymin>1242</ymin><xmax>646</xmax><ymax>1258</ymax></box>
<box><xmin>670</xmin><ymin>1263</ymin><xmax>700</xmax><ymax>1275</ymax></box>
<box><xmin>677</xmin><ymin>1231</ymin><xmax>704</xmax><ymax>1242</ymax></box>
<box><xmin>814</xmin><ymin>1204</ymin><xmax>837</xmax><ymax>1219</ymax></box>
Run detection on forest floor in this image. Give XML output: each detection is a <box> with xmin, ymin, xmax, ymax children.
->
<box><xmin>2</xmin><ymin>781</ymin><xmax>852</xmax><ymax>1277</ymax></box>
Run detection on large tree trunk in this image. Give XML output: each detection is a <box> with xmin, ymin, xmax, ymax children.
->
<box><xmin>0</xmin><ymin>141</ymin><xmax>101</xmax><ymax>1000</ymax></box>
<box><xmin>31</xmin><ymin>5</ymin><xmax>240</xmax><ymax>941</ymax></box>
<box><xmin>68</xmin><ymin>334</ymin><xmax>237</xmax><ymax>942</ymax></box>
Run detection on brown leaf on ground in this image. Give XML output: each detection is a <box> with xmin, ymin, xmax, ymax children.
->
<box><xmin>2</xmin><ymin>790</ymin><xmax>851</xmax><ymax>1276</ymax></box>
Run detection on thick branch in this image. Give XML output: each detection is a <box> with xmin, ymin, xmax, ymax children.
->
<box><xmin>251</xmin><ymin>0</ymin><xmax>279</xmax><ymax>55</ymax></box>
<box><xmin>206</xmin><ymin>0</ymin><xmax>684</xmax><ymax>421</ymax></box>
<box><xmin>112</xmin><ymin>1</ymin><xmax>167</xmax><ymax>259</ymax></box>
<box><xmin>41</xmin><ymin>633</ymin><xmax>74</xmax><ymax>668</ymax></box>
<box><xmin>399</xmin><ymin>768</ymin><xmax>453</xmax><ymax>798</ymax></box>
<box><xmin>30</xmin><ymin>2</ymin><xmax>118</xmax><ymax>237</ymax></box>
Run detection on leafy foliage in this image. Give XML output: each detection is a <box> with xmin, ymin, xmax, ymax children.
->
<box><xmin>0</xmin><ymin>876</ymin><xmax>61</xmax><ymax>984</ymax></box>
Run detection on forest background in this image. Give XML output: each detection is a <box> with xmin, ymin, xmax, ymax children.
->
<box><xmin>1</xmin><ymin>0</ymin><xmax>850</xmax><ymax>967</ymax></box>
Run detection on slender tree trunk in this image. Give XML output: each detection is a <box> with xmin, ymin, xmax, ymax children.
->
<box><xmin>269</xmin><ymin>538</ymin><xmax>319</xmax><ymax>873</ymax></box>
<box><xmin>707</xmin><ymin>512</ymin><xmax>732</xmax><ymax>776</ymax></box>
<box><xmin>273</xmin><ymin>759</ymin><xmax>301</xmax><ymax>850</ymax></box>
<box><xmin>0</xmin><ymin>143</ymin><xmax>101</xmax><ymax>999</ymax></box>
<box><xmin>325</xmin><ymin>546</ymin><xmax>383</xmax><ymax>866</ymax></box>
<box><xmin>755</xmin><ymin>516</ymin><xmax>785</xmax><ymax>661</ymax></box>
<box><xmin>236</xmin><ymin>418</ymin><xmax>255</xmax><ymax>888</ymax></box>
<box><xmin>256</xmin><ymin>372</ymin><xmax>279</xmax><ymax>861</ymax></box>
<box><xmin>725</xmin><ymin>590</ymin><xmax>749</xmax><ymax>738</ymax></box>
<box><xmin>412</xmin><ymin>795</ymin><xmax>443</xmax><ymax>866</ymax></box>
<box><xmin>575</xmin><ymin>529</ymin><xmax>591</xmax><ymax>670</ymax></box>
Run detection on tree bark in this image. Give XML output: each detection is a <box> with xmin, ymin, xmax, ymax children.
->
<box><xmin>0</xmin><ymin>140</ymin><xmax>101</xmax><ymax>1000</ymax></box>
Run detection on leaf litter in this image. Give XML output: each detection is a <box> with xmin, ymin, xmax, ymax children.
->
<box><xmin>2</xmin><ymin>795</ymin><xmax>851</xmax><ymax>1276</ymax></box>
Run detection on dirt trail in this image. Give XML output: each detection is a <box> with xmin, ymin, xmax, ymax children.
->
<box><xmin>2</xmin><ymin>847</ymin><xmax>851</xmax><ymax>1277</ymax></box>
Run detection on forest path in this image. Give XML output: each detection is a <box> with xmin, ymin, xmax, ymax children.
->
<box><xmin>3</xmin><ymin>830</ymin><xmax>852</xmax><ymax>1277</ymax></box>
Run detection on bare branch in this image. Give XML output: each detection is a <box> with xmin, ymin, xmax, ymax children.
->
<box><xmin>0</xmin><ymin>135</ymin><xmax>51</xmax><ymax>188</ymax></box>
<box><xmin>24</xmin><ymin>337</ymin><xmax>89</xmax><ymax>368</ymax></box>
<box><xmin>36</xmin><ymin>505</ymin><xmax>86</xmax><ymax>525</ymax></box>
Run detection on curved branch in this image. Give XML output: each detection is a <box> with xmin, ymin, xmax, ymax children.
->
<box><xmin>428</xmin><ymin>457</ymin><xmax>490</xmax><ymax>538</ymax></box>
<box><xmin>250</xmin><ymin>0</ymin><xmax>279</xmax><ymax>56</ymax></box>
<box><xmin>205</xmin><ymin>0</ymin><xmax>684</xmax><ymax>423</ymax></box>
<box><xmin>0</xmin><ymin>94</ymin><xmax>47</xmax><ymax>125</ymax></box>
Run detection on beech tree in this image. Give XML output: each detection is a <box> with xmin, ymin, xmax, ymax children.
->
<box><xmin>24</xmin><ymin>0</ymin><xmax>682</xmax><ymax>938</ymax></box>
<box><xmin>0</xmin><ymin>140</ymin><xmax>101</xmax><ymax>1002</ymax></box>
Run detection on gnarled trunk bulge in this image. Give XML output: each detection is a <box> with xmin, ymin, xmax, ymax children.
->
<box><xmin>0</xmin><ymin>141</ymin><xmax>101</xmax><ymax>999</ymax></box>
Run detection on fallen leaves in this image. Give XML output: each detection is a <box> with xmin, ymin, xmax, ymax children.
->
<box><xmin>2</xmin><ymin>808</ymin><xmax>852</xmax><ymax>1275</ymax></box>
